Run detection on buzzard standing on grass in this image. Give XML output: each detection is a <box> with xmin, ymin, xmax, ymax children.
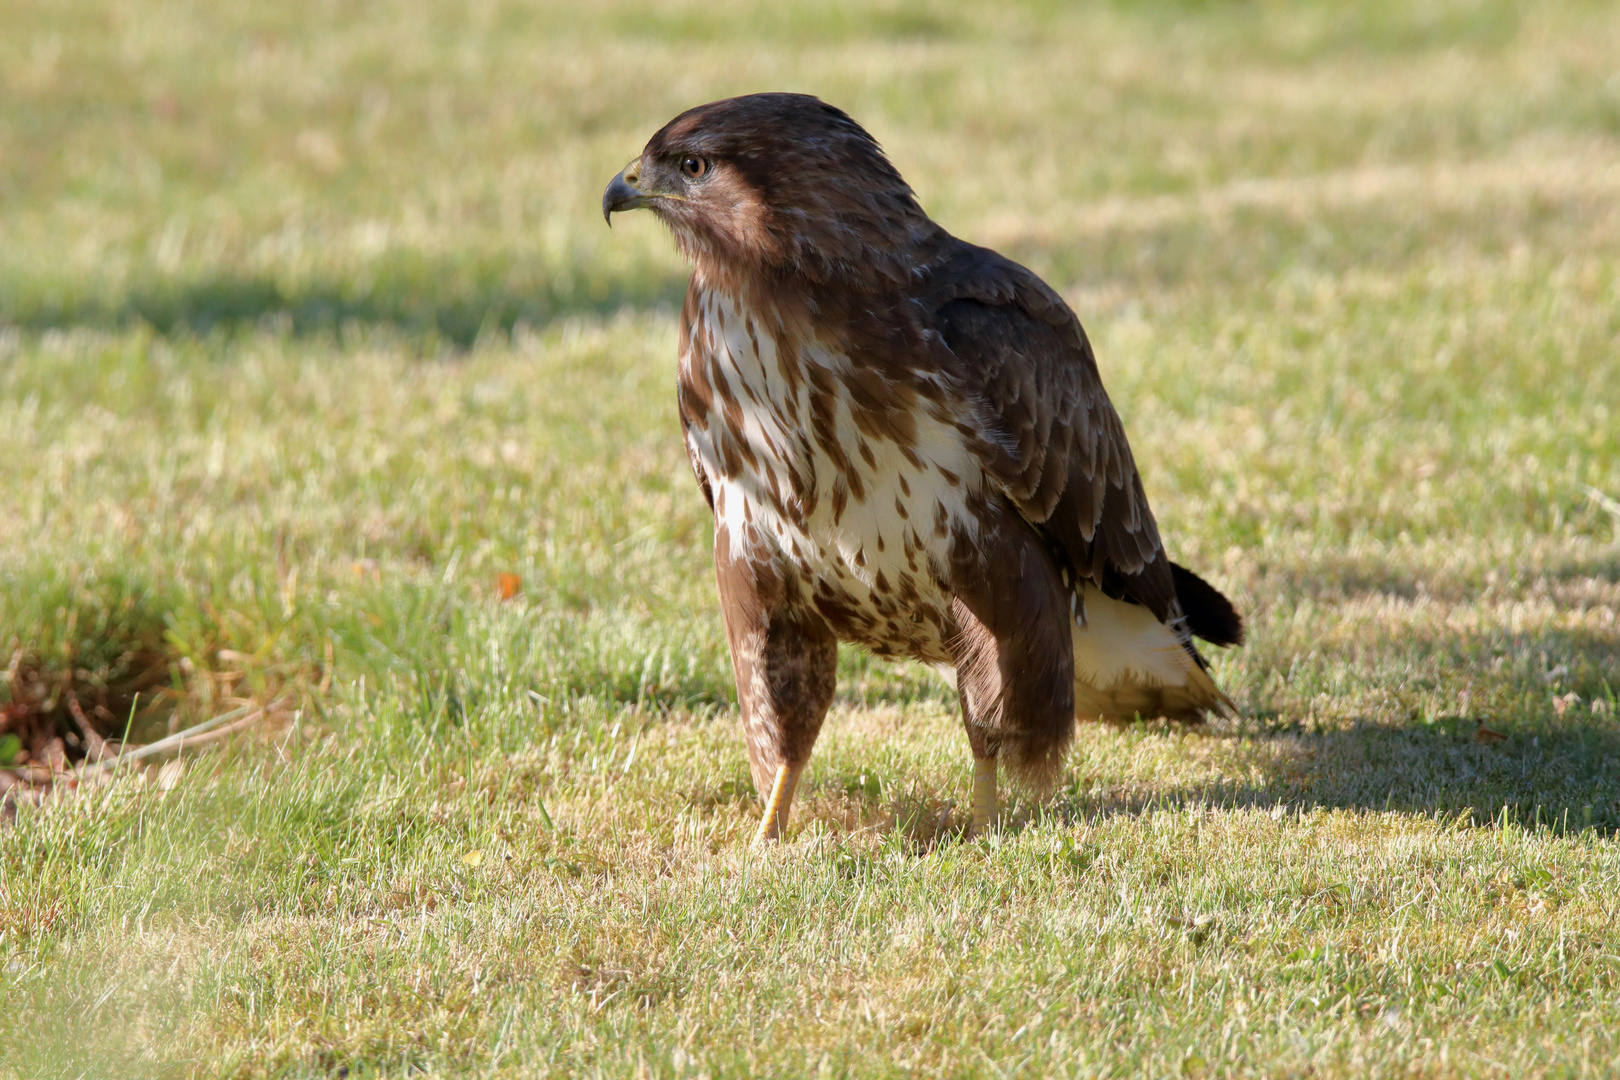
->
<box><xmin>603</xmin><ymin>93</ymin><xmax>1242</xmax><ymax>843</ymax></box>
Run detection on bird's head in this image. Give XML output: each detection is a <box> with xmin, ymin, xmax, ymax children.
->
<box><xmin>602</xmin><ymin>93</ymin><xmax>936</xmax><ymax>285</ymax></box>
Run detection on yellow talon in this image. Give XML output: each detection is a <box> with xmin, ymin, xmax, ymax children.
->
<box><xmin>753</xmin><ymin>762</ymin><xmax>802</xmax><ymax>846</ymax></box>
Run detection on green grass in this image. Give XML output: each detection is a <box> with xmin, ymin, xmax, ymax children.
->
<box><xmin>3</xmin><ymin>0</ymin><xmax>1620</xmax><ymax>1076</ymax></box>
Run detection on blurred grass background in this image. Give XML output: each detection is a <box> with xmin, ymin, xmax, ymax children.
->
<box><xmin>1</xmin><ymin>0</ymin><xmax>1619</xmax><ymax>1076</ymax></box>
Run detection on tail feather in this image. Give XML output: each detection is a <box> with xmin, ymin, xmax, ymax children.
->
<box><xmin>1170</xmin><ymin>562</ymin><xmax>1244</xmax><ymax>647</ymax></box>
<box><xmin>1183</xmin><ymin>656</ymin><xmax>1238</xmax><ymax>719</ymax></box>
<box><xmin>1072</xmin><ymin>586</ymin><xmax>1238</xmax><ymax>723</ymax></box>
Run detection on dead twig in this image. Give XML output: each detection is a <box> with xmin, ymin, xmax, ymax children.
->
<box><xmin>75</xmin><ymin>702</ymin><xmax>275</xmax><ymax>778</ymax></box>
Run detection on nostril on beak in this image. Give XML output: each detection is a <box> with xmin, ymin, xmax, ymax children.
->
<box><xmin>623</xmin><ymin>165</ymin><xmax>639</xmax><ymax>186</ymax></box>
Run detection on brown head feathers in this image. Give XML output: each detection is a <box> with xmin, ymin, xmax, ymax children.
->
<box><xmin>634</xmin><ymin>93</ymin><xmax>942</xmax><ymax>286</ymax></box>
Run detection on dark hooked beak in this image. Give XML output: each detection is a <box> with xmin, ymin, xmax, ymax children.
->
<box><xmin>602</xmin><ymin>161</ymin><xmax>652</xmax><ymax>225</ymax></box>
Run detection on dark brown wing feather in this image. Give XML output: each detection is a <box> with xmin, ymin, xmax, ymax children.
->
<box><xmin>920</xmin><ymin>240</ymin><xmax>1178</xmax><ymax>623</ymax></box>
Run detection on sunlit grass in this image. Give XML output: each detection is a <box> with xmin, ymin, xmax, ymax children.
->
<box><xmin>2</xmin><ymin>0</ymin><xmax>1619</xmax><ymax>1076</ymax></box>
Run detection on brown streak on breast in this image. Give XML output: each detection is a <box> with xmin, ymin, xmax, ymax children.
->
<box><xmin>803</xmin><ymin>368</ymin><xmax>866</xmax><ymax>500</ymax></box>
<box><xmin>764</xmin><ymin>467</ymin><xmax>787</xmax><ymax>512</ymax></box>
<box><xmin>734</xmin><ymin>435</ymin><xmax>761</xmax><ymax>474</ymax></box>
<box><xmin>845</xmin><ymin>368</ymin><xmax>919</xmax><ymax>449</ymax></box>
<box><xmin>896</xmin><ymin>574</ymin><xmax>919</xmax><ymax>604</ymax></box>
<box><xmin>717</xmin><ymin>433</ymin><xmax>744</xmax><ymax>476</ymax></box>
<box><xmin>715</xmin><ymin>365</ymin><xmax>747</xmax><ymax>439</ymax></box>
<box><xmin>790</xmin><ymin>451</ymin><xmax>817</xmax><ymax>520</ymax></box>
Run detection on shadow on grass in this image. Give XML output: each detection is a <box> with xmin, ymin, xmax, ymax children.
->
<box><xmin>1054</xmin><ymin>718</ymin><xmax>1620</xmax><ymax>835</ymax></box>
<box><xmin>10</xmin><ymin>181</ymin><xmax>1614</xmax><ymax>350</ymax></box>
<box><xmin>1250</xmin><ymin>547</ymin><xmax>1620</xmax><ymax>605</ymax></box>
<box><xmin>1</xmin><ymin>259</ymin><xmax>690</xmax><ymax>348</ymax></box>
<box><xmin>1052</xmin><ymin>620</ymin><xmax>1620</xmax><ymax>836</ymax></box>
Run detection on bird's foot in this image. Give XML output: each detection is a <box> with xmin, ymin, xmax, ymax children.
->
<box><xmin>752</xmin><ymin>762</ymin><xmax>803</xmax><ymax>846</ymax></box>
<box><xmin>967</xmin><ymin>756</ymin><xmax>998</xmax><ymax>838</ymax></box>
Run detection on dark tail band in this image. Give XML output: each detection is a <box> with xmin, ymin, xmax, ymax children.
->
<box><xmin>1170</xmin><ymin>562</ymin><xmax>1244</xmax><ymax>647</ymax></box>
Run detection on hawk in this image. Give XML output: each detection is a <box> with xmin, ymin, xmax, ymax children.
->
<box><xmin>603</xmin><ymin>93</ymin><xmax>1242</xmax><ymax>843</ymax></box>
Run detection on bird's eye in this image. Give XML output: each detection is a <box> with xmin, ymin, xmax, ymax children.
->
<box><xmin>680</xmin><ymin>156</ymin><xmax>708</xmax><ymax>179</ymax></box>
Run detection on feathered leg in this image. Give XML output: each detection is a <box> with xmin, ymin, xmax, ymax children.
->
<box><xmin>714</xmin><ymin>530</ymin><xmax>837</xmax><ymax>845</ymax></box>
<box><xmin>948</xmin><ymin>507</ymin><xmax>1076</xmax><ymax>829</ymax></box>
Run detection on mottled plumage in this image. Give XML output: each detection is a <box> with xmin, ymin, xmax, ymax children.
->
<box><xmin>603</xmin><ymin>93</ymin><xmax>1242</xmax><ymax>840</ymax></box>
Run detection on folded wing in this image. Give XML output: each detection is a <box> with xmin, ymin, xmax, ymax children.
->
<box><xmin>920</xmin><ymin>240</ymin><xmax>1181</xmax><ymax>628</ymax></box>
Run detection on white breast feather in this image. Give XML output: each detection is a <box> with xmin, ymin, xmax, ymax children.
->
<box><xmin>689</xmin><ymin>291</ymin><xmax>977</xmax><ymax>626</ymax></box>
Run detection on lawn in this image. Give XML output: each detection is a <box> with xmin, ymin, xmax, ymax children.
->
<box><xmin>2</xmin><ymin>0</ymin><xmax>1619</xmax><ymax>1076</ymax></box>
